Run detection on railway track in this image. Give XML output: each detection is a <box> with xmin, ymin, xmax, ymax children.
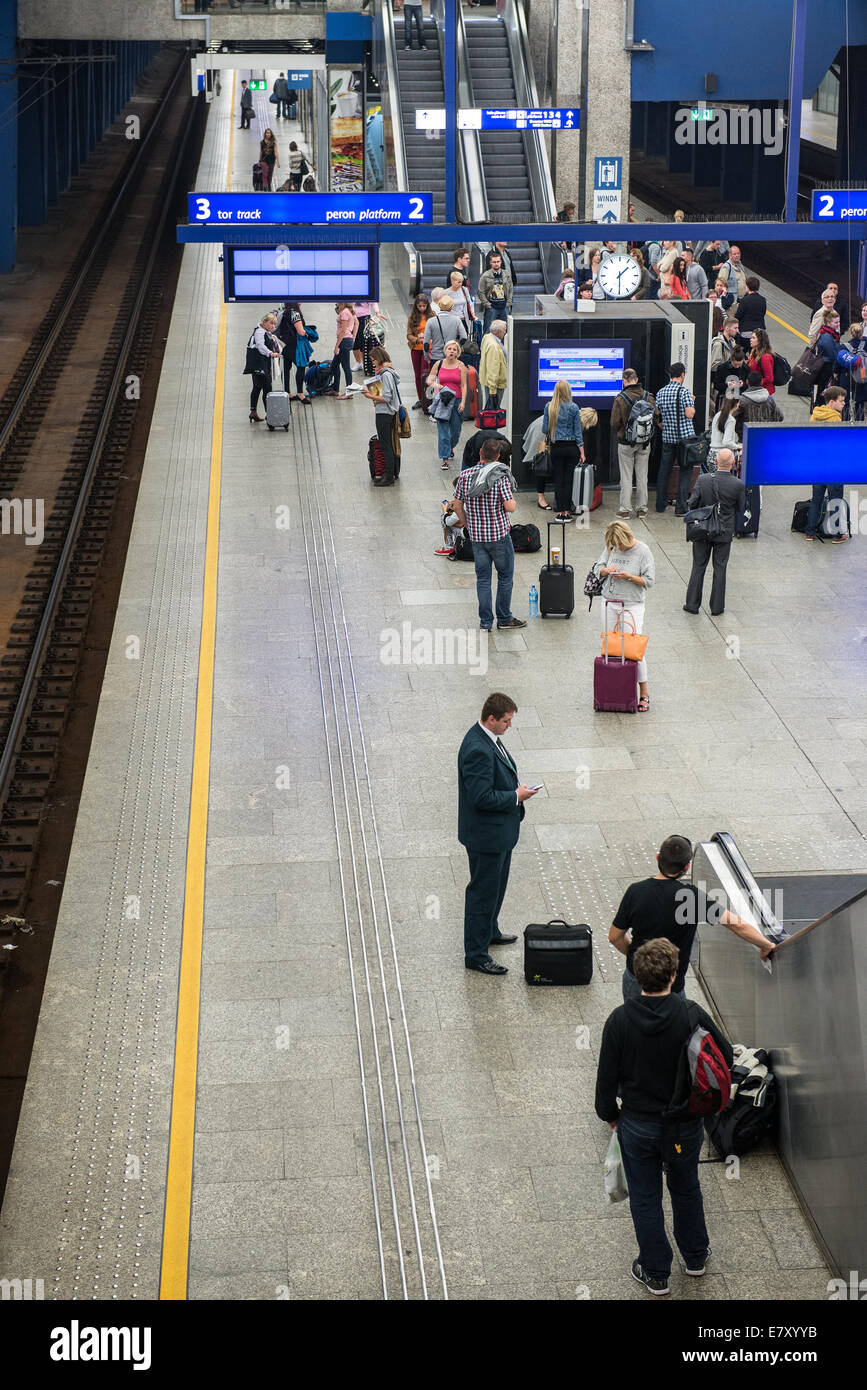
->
<box><xmin>0</xmin><ymin>51</ymin><xmax>203</xmax><ymax>920</ymax></box>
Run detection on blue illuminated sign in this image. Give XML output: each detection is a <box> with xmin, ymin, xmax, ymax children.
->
<box><xmin>223</xmin><ymin>245</ymin><xmax>378</xmax><ymax>303</ymax></box>
<box><xmin>286</xmin><ymin>71</ymin><xmax>313</xmax><ymax>90</ymax></box>
<box><xmin>188</xmin><ymin>193</ymin><xmax>431</xmax><ymax>226</ymax></box>
<box><xmin>743</xmin><ymin>423</ymin><xmax>867</xmax><ymax>485</ymax></box>
<box><xmin>474</xmin><ymin>107</ymin><xmax>579</xmax><ymax>131</ymax></box>
<box><xmin>812</xmin><ymin>190</ymin><xmax>867</xmax><ymax>222</ymax></box>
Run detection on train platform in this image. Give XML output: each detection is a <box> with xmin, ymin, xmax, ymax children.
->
<box><xmin>1</xmin><ymin>77</ymin><xmax>860</xmax><ymax>1303</ymax></box>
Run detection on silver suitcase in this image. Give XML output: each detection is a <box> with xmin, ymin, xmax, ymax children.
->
<box><xmin>266</xmin><ymin>356</ymin><xmax>291</xmax><ymax>431</ymax></box>
<box><xmin>572</xmin><ymin>460</ymin><xmax>595</xmax><ymax>513</ymax></box>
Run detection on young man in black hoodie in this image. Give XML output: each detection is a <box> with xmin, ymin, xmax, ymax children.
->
<box><xmin>594</xmin><ymin>937</ymin><xmax>734</xmax><ymax>1295</ymax></box>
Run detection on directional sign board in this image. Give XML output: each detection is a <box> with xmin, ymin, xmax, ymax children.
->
<box><xmin>811</xmin><ymin>190</ymin><xmax>867</xmax><ymax>222</ymax></box>
<box><xmin>592</xmin><ymin>156</ymin><xmax>622</xmax><ymax>223</ymax></box>
<box><xmin>187</xmin><ymin>193</ymin><xmax>432</xmax><ymax>226</ymax></box>
<box><xmin>462</xmin><ymin>108</ymin><xmax>579</xmax><ymax>131</ymax></box>
<box><xmin>286</xmin><ymin>70</ymin><xmax>313</xmax><ymax>90</ymax></box>
<box><xmin>415</xmin><ymin>108</ymin><xmax>579</xmax><ymax>131</ymax></box>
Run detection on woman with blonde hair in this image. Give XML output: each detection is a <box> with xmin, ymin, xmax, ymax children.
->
<box><xmin>542</xmin><ymin>379</ymin><xmax>585</xmax><ymax>519</ymax></box>
<box><xmin>427</xmin><ymin>338</ymin><xmax>468</xmax><ymax>468</ymax></box>
<box><xmin>593</xmin><ymin>519</ymin><xmax>655</xmax><ymax>712</ymax></box>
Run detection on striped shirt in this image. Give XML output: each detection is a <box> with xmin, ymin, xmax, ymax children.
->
<box><xmin>453</xmin><ymin>465</ymin><xmax>514</xmax><ymax>543</ymax></box>
<box><xmin>656</xmin><ymin>380</ymin><xmax>695</xmax><ymax>443</ymax></box>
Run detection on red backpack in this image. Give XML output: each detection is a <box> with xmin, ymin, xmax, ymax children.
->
<box><xmin>665</xmin><ymin>1001</ymin><xmax>731</xmax><ymax>1119</ymax></box>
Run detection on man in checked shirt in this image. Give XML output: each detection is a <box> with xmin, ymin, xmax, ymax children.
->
<box><xmin>450</xmin><ymin>440</ymin><xmax>527</xmax><ymax>631</ymax></box>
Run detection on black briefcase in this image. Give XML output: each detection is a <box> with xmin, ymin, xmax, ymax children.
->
<box><xmin>523</xmin><ymin>919</ymin><xmax>593</xmax><ymax>985</ymax></box>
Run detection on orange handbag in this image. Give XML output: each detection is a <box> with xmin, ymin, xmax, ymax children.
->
<box><xmin>601</xmin><ymin>610</ymin><xmax>649</xmax><ymax>662</ymax></box>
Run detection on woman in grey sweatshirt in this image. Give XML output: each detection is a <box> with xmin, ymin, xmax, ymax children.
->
<box><xmin>593</xmin><ymin>519</ymin><xmax>655</xmax><ymax>710</ymax></box>
<box><xmin>362</xmin><ymin>346</ymin><xmax>401</xmax><ymax>486</ymax></box>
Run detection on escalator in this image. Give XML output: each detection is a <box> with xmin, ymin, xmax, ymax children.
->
<box><xmin>464</xmin><ymin>15</ymin><xmax>545</xmax><ymax>300</ymax></box>
<box><xmin>380</xmin><ymin>0</ymin><xmax>560</xmax><ymax>300</ymax></box>
<box><xmin>691</xmin><ymin>831</ymin><xmax>867</xmax><ymax>1278</ymax></box>
<box><xmin>393</xmin><ymin>15</ymin><xmax>457</xmax><ymax>290</ymax></box>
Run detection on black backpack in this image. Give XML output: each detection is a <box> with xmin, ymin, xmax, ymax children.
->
<box><xmin>771</xmin><ymin>353</ymin><xmax>791</xmax><ymax>386</ymax></box>
<box><xmin>704</xmin><ymin>1046</ymin><xmax>778</xmax><ymax>1157</ymax></box>
<box><xmin>452</xmin><ymin>529</ymin><xmax>474</xmax><ymax>561</ymax></box>
<box><xmin>510</xmin><ymin>523</ymin><xmax>542</xmax><ymax>552</ymax></box>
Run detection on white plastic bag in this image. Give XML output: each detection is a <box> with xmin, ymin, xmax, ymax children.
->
<box><xmin>604</xmin><ymin>1129</ymin><xmax>628</xmax><ymax>1204</ymax></box>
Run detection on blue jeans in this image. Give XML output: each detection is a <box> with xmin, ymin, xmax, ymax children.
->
<box><xmin>806</xmin><ymin>483</ymin><xmax>844</xmax><ymax>538</ymax></box>
<box><xmin>473</xmin><ymin>535</ymin><xmax>514</xmax><ymax>628</ymax></box>
<box><xmin>436</xmin><ymin>406</ymin><xmax>463</xmax><ymax>460</ymax></box>
<box><xmin>655</xmin><ymin>440</ymin><xmax>692</xmax><ymax>513</ymax></box>
<box><xmin>617</xmin><ymin>1114</ymin><xmax>709</xmax><ymax>1279</ymax></box>
<box><xmin>483</xmin><ymin>303</ymin><xmax>511</xmax><ymax>336</ymax></box>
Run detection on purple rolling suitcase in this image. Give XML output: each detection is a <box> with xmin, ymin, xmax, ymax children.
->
<box><xmin>594</xmin><ymin>598</ymin><xmax>639</xmax><ymax>712</ymax></box>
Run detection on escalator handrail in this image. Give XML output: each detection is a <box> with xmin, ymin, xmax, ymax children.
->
<box><xmin>380</xmin><ymin>0</ymin><xmax>426</xmax><ymax>294</ymax></box>
<box><xmin>502</xmin><ymin>0</ymin><xmax>559</xmax><ymax>224</ymax></box>
<box><xmin>455</xmin><ymin>2</ymin><xmax>489</xmax><ymax>223</ymax></box>
<box><xmin>431</xmin><ymin>0</ymin><xmax>483</xmax><ymax>224</ymax></box>
<box><xmin>708</xmin><ymin>831</ymin><xmax>788</xmax><ymax>941</ymax></box>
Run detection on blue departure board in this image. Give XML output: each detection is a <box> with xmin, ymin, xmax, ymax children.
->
<box><xmin>223</xmin><ymin>246</ymin><xmax>378</xmax><ymax>302</ymax></box>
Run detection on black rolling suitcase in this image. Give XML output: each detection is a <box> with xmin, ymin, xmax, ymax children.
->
<box><xmin>524</xmin><ymin>919</ymin><xmax>593</xmax><ymax>985</ymax></box>
<box><xmin>539</xmin><ymin>520</ymin><xmax>574</xmax><ymax>618</ymax></box>
<box><xmin>734</xmin><ymin>484</ymin><xmax>761</xmax><ymax>538</ymax></box>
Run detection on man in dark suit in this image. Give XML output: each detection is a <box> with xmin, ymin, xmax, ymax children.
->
<box><xmin>458</xmin><ymin>691</ymin><xmax>539</xmax><ymax>976</ymax></box>
<box><xmin>682</xmin><ymin>449</ymin><xmax>746</xmax><ymax>617</ymax></box>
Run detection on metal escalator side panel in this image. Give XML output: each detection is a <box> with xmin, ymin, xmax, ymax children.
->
<box><xmin>692</xmin><ymin>835</ymin><xmax>867</xmax><ymax>1279</ymax></box>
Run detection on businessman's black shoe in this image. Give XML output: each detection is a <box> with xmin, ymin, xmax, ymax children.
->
<box><xmin>490</xmin><ymin>934</ymin><xmax>517</xmax><ymax>945</ymax></box>
<box><xmin>465</xmin><ymin>959</ymin><xmax>508</xmax><ymax>975</ymax></box>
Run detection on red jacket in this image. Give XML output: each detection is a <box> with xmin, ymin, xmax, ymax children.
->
<box><xmin>749</xmin><ymin>350</ymin><xmax>775</xmax><ymax>394</ymax></box>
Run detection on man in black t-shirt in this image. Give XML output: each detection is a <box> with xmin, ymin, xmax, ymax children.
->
<box><xmin>609</xmin><ymin>835</ymin><xmax>775</xmax><ymax>1000</ymax></box>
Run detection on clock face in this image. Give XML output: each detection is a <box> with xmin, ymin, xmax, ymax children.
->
<box><xmin>597</xmin><ymin>253</ymin><xmax>642</xmax><ymax>300</ymax></box>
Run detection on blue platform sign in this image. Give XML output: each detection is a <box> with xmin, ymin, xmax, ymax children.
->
<box><xmin>286</xmin><ymin>70</ymin><xmax>313</xmax><ymax>90</ymax></box>
<box><xmin>187</xmin><ymin>192</ymin><xmax>432</xmax><ymax>226</ymax></box>
<box><xmin>473</xmin><ymin>107</ymin><xmax>579</xmax><ymax>131</ymax></box>
<box><xmin>811</xmin><ymin>189</ymin><xmax>867</xmax><ymax>222</ymax></box>
<box><xmin>743</xmin><ymin>423</ymin><xmax>867</xmax><ymax>485</ymax></box>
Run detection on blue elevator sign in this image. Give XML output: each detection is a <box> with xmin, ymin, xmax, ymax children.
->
<box><xmin>187</xmin><ymin>192</ymin><xmax>432</xmax><ymax>226</ymax></box>
<box><xmin>811</xmin><ymin>190</ymin><xmax>867</xmax><ymax>222</ymax></box>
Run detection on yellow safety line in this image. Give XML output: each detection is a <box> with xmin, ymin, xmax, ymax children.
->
<box><xmin>159</xmin><ymin>75</ymin><xmax>234</xmax><ymax>1301</ymax></box>
<box><xmin>767</xmin><ymin>310</ymin><xmax>808</xmax><ymax>344</ymax></box>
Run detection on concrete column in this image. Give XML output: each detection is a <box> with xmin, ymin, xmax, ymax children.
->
<box><xmin>691</xmin><ymin>139</ymin><xmax>721</xmax><ymax>190</ymax></box>
<box><xmin>720</xmin><ymin>140</ymin><xmax>752</xmax><ymax>203</ymax></box>
<box><xmin>666</xmin><ymin>102</ymin><xmax>691</xmax><ymax>174</ymax></box>
<box><xmin>549</xmin><ymin>0</ymin><xmax>581</xmax><ymax>207</ymax></box>
<box><xmin>45</xmin><ymin>76</ymin><xmax>59</xmax><ymax>205</ymax></box>
<box><xmin>18</xmin><ymin>73</ymin><xmax>48</xmax><ymax>226</ymax></box>
<box><xmin>751</xmin><ymin>106</ymin><xmax>785</xmax><ymax>215</ymax></box>
<box><xmin>583</xmin><ymin>0</ymin><xmax>630</xmax><ymax>219</ymax></box>
<box><xmin>645</xmin><ymin>101</ymin><xmax>666</xmax><ymax>157</ymax></box>
<box><xmin>0</xmin><ymin>0</ymin><xmax>17</xmax><ymax>270</ymax></box>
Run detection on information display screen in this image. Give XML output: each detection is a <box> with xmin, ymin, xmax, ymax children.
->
<box><xmin>224</xmin><ymin>246</ymin><xmax>377</xmax><ymax>303</ymax></box>
<box><xmin>529</xmin><ymin>339</ymin><xmax>630</xmax><ymax>410</ymax></box>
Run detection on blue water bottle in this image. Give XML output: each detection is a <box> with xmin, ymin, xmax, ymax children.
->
<box><xmin>528</xmin><ymin>584</ymin><xmax>539</xmax><ymax>618</ymax></box>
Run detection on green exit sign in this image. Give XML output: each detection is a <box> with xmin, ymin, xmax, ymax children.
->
<box><xmin>249</xmin><ymin>80</ymin><xmax>267</xmax><ymax>91</ymax></box>
<box><xmin>690</xmin><ymin>108</ymin><xmax>713</xmax><ymax>121</ymax></box>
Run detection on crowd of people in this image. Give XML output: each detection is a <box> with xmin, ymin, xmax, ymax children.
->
<box><xmin>244</xmin><ymin>230</ymin><xmax>864</xmax><ymax>635</ymax></box>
